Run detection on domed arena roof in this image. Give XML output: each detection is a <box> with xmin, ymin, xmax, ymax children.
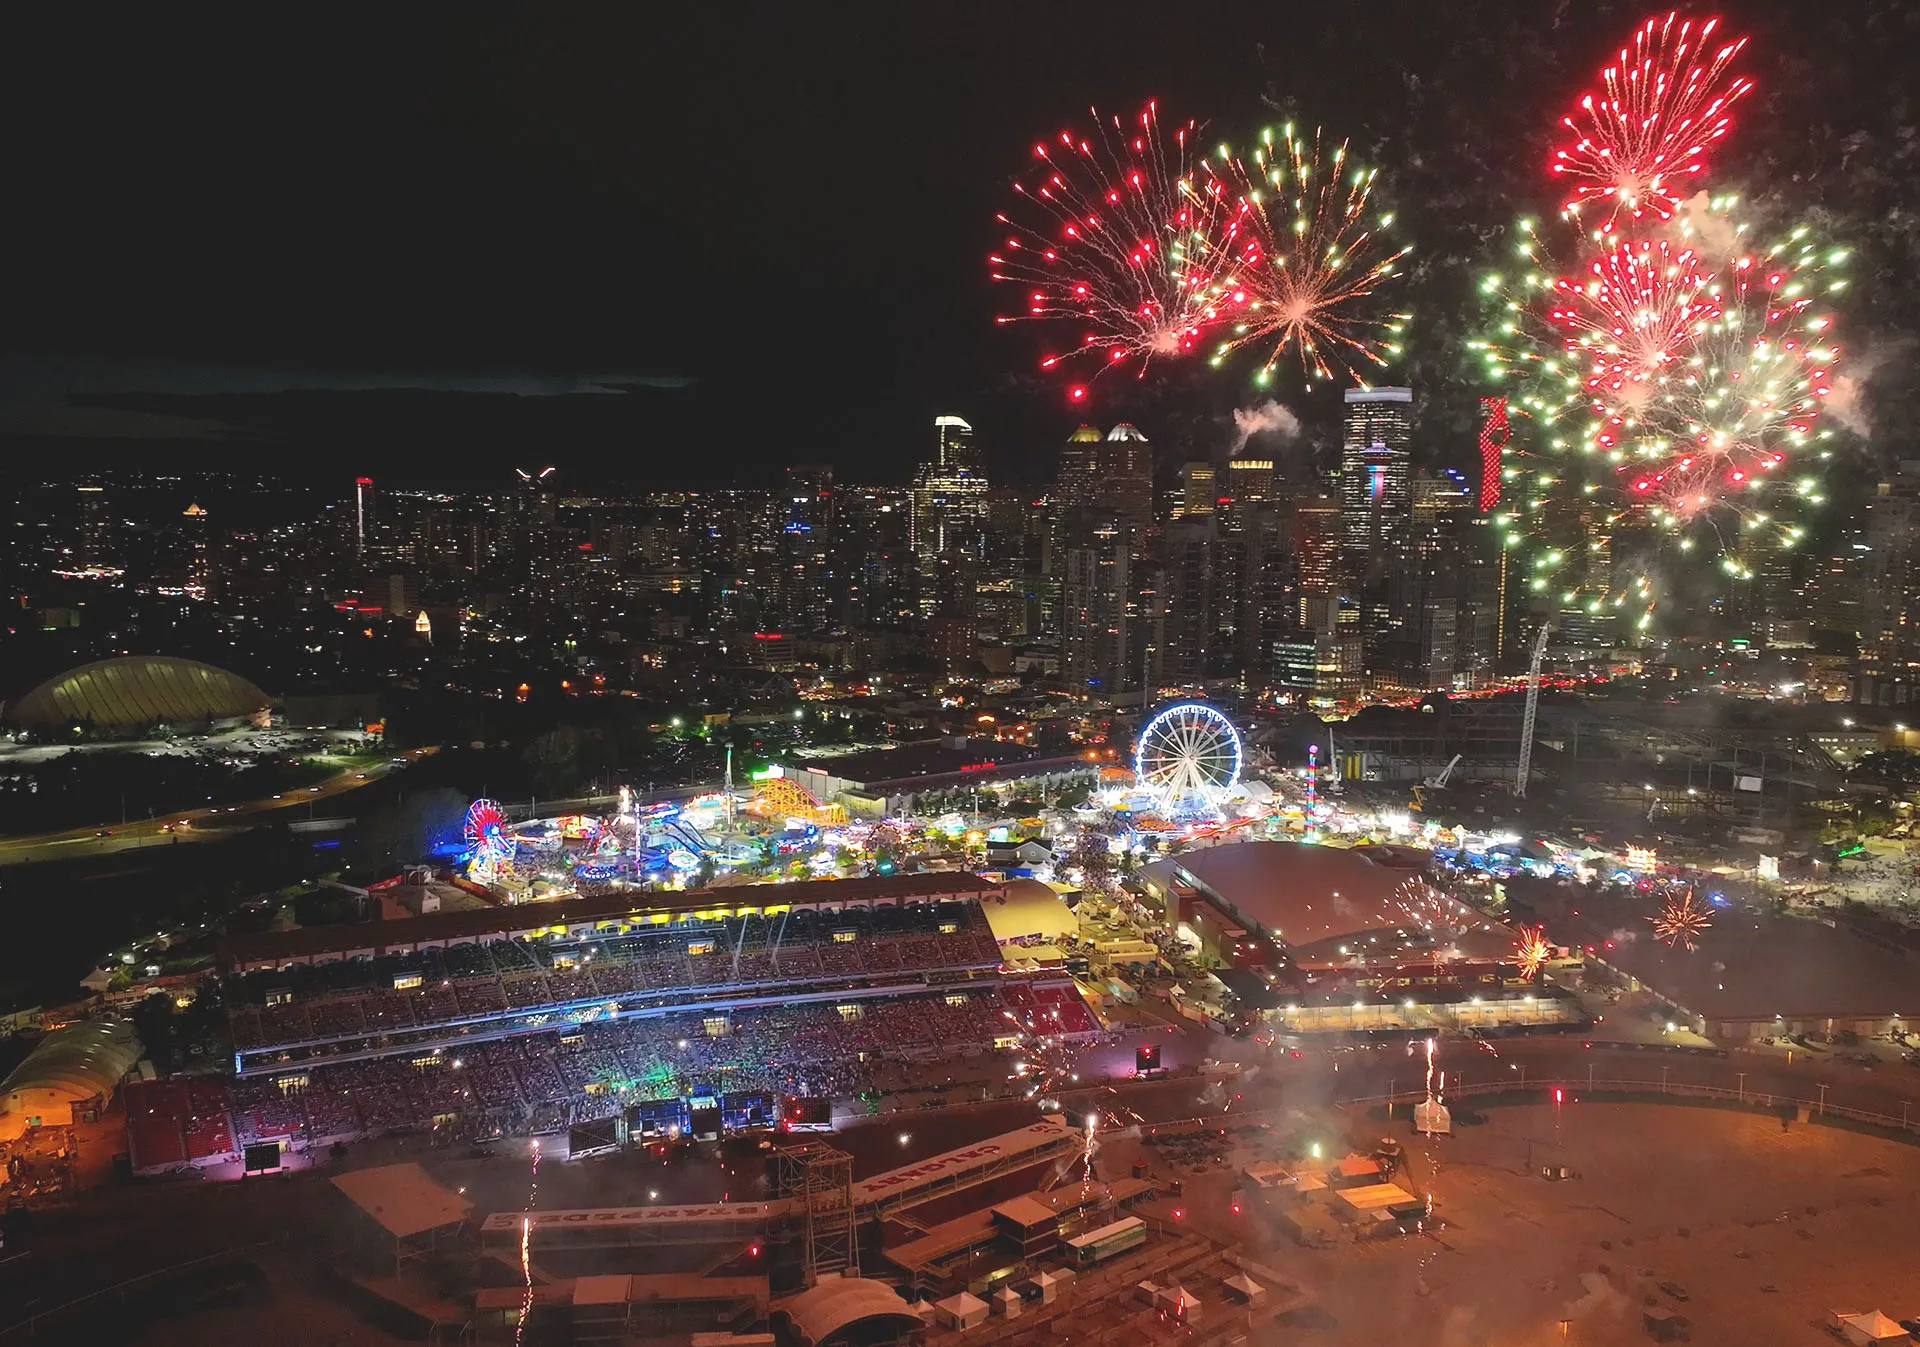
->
<box><xmin>1</xmin><ymin>1019</ymin><xmax>142</xmax><ymax>1115</ymax></box>
<box><xmin>3</xmin><ymin>656</ymin><xmax>270</xmax><ymax>733</ymax></box>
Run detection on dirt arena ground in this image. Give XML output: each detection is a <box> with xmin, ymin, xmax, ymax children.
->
<box><xmin>1274</xmin><ymin>1102</ymin><xmax>1920</xmax><ymax>1345</ymax></box>
<box><xmin>39</xmin><ymin>1087</ymin><xmax>1920</xmax><ymax>1345</ymax></box>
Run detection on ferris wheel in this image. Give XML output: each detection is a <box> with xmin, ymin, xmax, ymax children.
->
<box><xmin>464</xmin><ymin>798</ymin><xmax>515</xmax><ymax>876</ymax></box>
<box><xmin>1134</xmin><ymin>703</ymin><xmax>1243</xmax><ymax>815</ymax></box>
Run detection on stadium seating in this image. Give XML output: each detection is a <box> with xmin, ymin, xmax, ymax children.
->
<box><xmin>186</xmin><ymin>898</ymin><xmax>1109</xmax><ymax>1156</ymax></box>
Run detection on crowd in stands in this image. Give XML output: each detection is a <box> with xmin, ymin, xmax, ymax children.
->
<box><xmin>192</xmin><ymin>982</ymin><xmax>1091</xmax><ymax>1152</ymax></box>
<box><xmin>223</xmin><ymin>902</ymin><xmax>1004</xmax><ymax>1055</ymax></box>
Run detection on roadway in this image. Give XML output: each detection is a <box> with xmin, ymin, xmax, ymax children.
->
<box><xmin>0</xmin><ymin>747</ymin><xmax>437</xmax><ymax>868</ymax></box>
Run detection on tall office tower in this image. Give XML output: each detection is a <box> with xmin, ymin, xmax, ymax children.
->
<box><xmin>909</xmin><ymin>415</ymin><xmax>989</xmax><ymax>568</ymax></box>
<box><xmin>76</xmin><ymin>485</ymin><xmax>111</xmax><ymax>569</ymax></box>
<box><xmin>1341</xmin><ymin>387</ymin><xmax>1412</xmax><ymax>634</ymax></box>
<box><xmin>1806</xmin><ymin>520</ymin><xmax>1868</xmax><ymax>640</ymax></box>
<box><xmin>1232</xmin><ymin>502</ymin><xmax>1301</xmax><ymax>675</ymax></box>
<box><xmin>383</xmin><ymin>571</ymin><xmax>420</xmax><ymax>616</ymax></box>
<box><xmin>826</xmin><ymin>487</ymin><xmax>914</xmax><ymax>627</ymax></box>
<box><xmin>1412</xmin><ymin>469</ymin><xmax>1472</xmax><ymax>523</ymax></box>
<box><xmin>1061</xmin><ymin>521</ymin><xmax>1131</xmax><ymax>694</ymax></box>
<box><xmin>1340</xmin><ymin>387</ymin><xmax>1412</xmax><ymax>553</ymax></box>
<box><xmin>774</xmin><ymin>463</ymin><xmax>835</xmax><ymax>631</ymax></box>
<box><xmin>1100</xmin><ymin>423</ymin><xmax>1154</xmax><ymax>537</ymax></box>
<box><xmin>935</xmin><ymin>414</ymin><xmax>981</xmax><ymax>473</ymax></box>
<box><xmin>353</xmin><ymin>476</ymin><xmax>375</xmax><ymax>557</ymax></box>
<box><xmin>1178</xmin><ymin>462</ymin><xmax>1216</xmax><ymax>519</ymax></box>
<box><xmin>1163</xmin><ymin>517</ymin><xmax>1216</xmax><ymax>680</ymax></box>
<box><xmin>1862</xmin><ymin>467</ymin><xmax>1920</xmax><ymax>673</ymax></box>
<box><xmin>979</xmin><ymin>487</ymin><xmax>1043</xmax><ymax>640</ymax></box>
<box><xmin>1292</xmin><ymin>492</ymin><xmax>1341</xmax><ymax>626</ymax></box>
<box><xmin>1057</xmin><ymin>425</ymin><xmax>1104</xmax><ymax>506</ymax></box>
<box><xmin>1226</xmin><ymin>457</ymin><xmax>1275</xmax><ymax>504</ymax></box>
<box><xmin>179</xmin><ymin>502</ymin><xmax>211</xmax><ymax>598</ymax></box>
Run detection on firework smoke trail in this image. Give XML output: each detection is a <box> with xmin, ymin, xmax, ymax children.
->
<box><xmin>514</xmin><ymin>1136</ymin><xmax>543</xmax><ymax>1347</ymax></box>
<box><xmin>1552</xmin><ymin>10</ymin><xmax>1753</xmax><ymax>227</ymax></box>
<box><xmin>1199</xmin><ymin>124</ymin><xmax>1411</xmax><ymax>389</ymax></box>
<box><xmin>991</xmin><ymin>101</ymin><xmax>1240</xmax><ymax>403</ymax></box>
<box><xmin>516</xmin><ymin>1218</ymin><xmax>532</xmax><ymax>1347</ymax></box>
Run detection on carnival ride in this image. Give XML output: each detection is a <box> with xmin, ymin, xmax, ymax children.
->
<box><xmin>463</xmin><ymin>798</ymin><xmax>515</xmax><ymax>880</ymax></box>
<box><xmin>747</xmin><ymin>776</ymin><xmax>844</xmax><ymax>827</ymax></box>
<box><xmin>1134</xmin><ymin>702</ymin><xmax>1244</xmax><ymax>818</ymax></box>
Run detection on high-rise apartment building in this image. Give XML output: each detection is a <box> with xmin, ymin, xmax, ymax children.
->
<box><xmin>1862</xmin><ymin>466</ymin><xmax>1920</xmax><ymax>673</ymax></box>
<box><xmin>1061</xmin><ymin>523</ymin><xmax>1131</xmax><ymax>693</ymax></box>
<box><xmin>1163</xmin><ymin>517</ymin><xmax>1216</xmax><ymax>680</ymax></box>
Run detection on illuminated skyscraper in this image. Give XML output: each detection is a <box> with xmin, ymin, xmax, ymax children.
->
<box><xmin>1057</xmin><ymin>426</ymin><xmax>1104</xmax><ymax>506</ymax></box>
<box><xmin>1226</xmin><ymin>458</ymin><xmax>1274</xmax><ymax>504</ymax></box>
<box><xmin>1341</xmin><ymin>387</ymin><xmax>1412</xmax><ymax>636</ymax></box>
<box><xmin>1340</xmin><ymin>387</ymin><xmax>1412</xmax><ymax>554</ymax></box>
<box><xmin>354</xmin><ymin>476</ymin><xmax>375</xmax><ymax>557</ymax></box>
<box><xmin>1061</xmin><ymin>521</ymin><xmax>1130</xmax><ymax>693</ymax></box>
<box><xmin>1177</xmin><ymin>462</ymin><xmax>1216</xmax><ymax>519</ymax></box>
<box><xmin>1101</xmin><ymin>423</ymin><xmax>1153</xmax><ymax>537</ymax></box>
<box><xmin>1292</xmin><ymin>493</ymin><xmax>1341</xmax><ymax>627</ymax></box>
<box><xmin>76</xmin><ymin>485</ymin><xmax>110</xmax><ymax>569</ymax></box>
<box><xmin>909</xmin><ymin>415</ymin><xmax>989</xmax><ymax>564</ymax></box>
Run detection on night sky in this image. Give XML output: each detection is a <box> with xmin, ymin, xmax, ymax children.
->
<box><xmin>2</xmin><ymin>2</ymin><xmax>1915</xmax><ymax>486</ymax></box>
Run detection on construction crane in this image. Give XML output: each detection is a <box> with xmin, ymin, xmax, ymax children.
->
<box><xmin>1409</xmin><ymin>754</ymin><xmax>1462</xmax><ymax>812</ymax></box>
<box><xmin>1515</xmin><ymin>623</ymin><xmax>1551</xmax><ymax>799</ymax></box>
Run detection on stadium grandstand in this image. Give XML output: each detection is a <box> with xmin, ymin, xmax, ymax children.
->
<box><xmin>125</xmin><ymin>873</ymin><xmax>1102</xmax><ymax>1170</ymax></box>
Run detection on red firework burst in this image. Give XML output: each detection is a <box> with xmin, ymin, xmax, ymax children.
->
<box><xmin>990</xmin><ymin>102</ymin><xmax>1240</xmax><ymax>403</ymax></box>
<box><xmin>1549</xmin><ymin>238</ymin><xmax>1717</xmax><ymax>411</ymax></box>
<box><xmin>1551</xmin><ymin>11</ymin><xmax>1753</xmax><ymax>226</ymax></box>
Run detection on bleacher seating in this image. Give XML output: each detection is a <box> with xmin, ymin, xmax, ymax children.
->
<box><xmin>224</xmin><ymin>900</ymin><xmax>1009</xmax><ymax>1063</ymax></box>
<box><xmin>196</xmin><ymin>899</ymin><xmax>1116</xmax><ymax>1156</ymax></box>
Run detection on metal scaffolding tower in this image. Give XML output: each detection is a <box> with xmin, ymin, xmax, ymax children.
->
<box><xmin>1515</xmin><ymin>622</ymin><xmax>1551</xmax><ymax>798</ymax></box>
<box><xmin>775</xmin><ymin>1142</ymin><xmax>856</xmax><ymax>1284</ymax></box>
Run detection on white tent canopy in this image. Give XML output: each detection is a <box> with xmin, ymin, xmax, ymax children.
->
<box><xmin>1833</xmin><ymin>1310</ymin><xmax>1912</xmax><ymax>1346</ymax></box>
<box><xmin>1223</xmin><ymin>1273</ymin><xmax>1266</xmax><ymax>1303</ymax></box>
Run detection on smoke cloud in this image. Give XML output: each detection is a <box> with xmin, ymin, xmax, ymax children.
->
<box><xmin>1667</xmin><ymin>190</ymin><xmax>1744</xmax><ymax>262</ymax></box>
<box><xmin>1827</xmin><ymin>373</ymin><xmax>1872</xmax><ymax>438</ymax></box>
<box><xmin>1231</xmin><ymin>400</ymin><xmax>1302</xmax><ymax>456</ymax></box>
<box><xmin>1823</xmin><ymin>332</ymin><xmax>1920</xmax><ymax>441</ymax></box>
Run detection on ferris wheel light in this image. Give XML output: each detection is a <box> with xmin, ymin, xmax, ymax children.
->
<box><xmin>1134</xmin><ymin>703</ymin><xmax>1243</xmax><ymax>818</ymax></box>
